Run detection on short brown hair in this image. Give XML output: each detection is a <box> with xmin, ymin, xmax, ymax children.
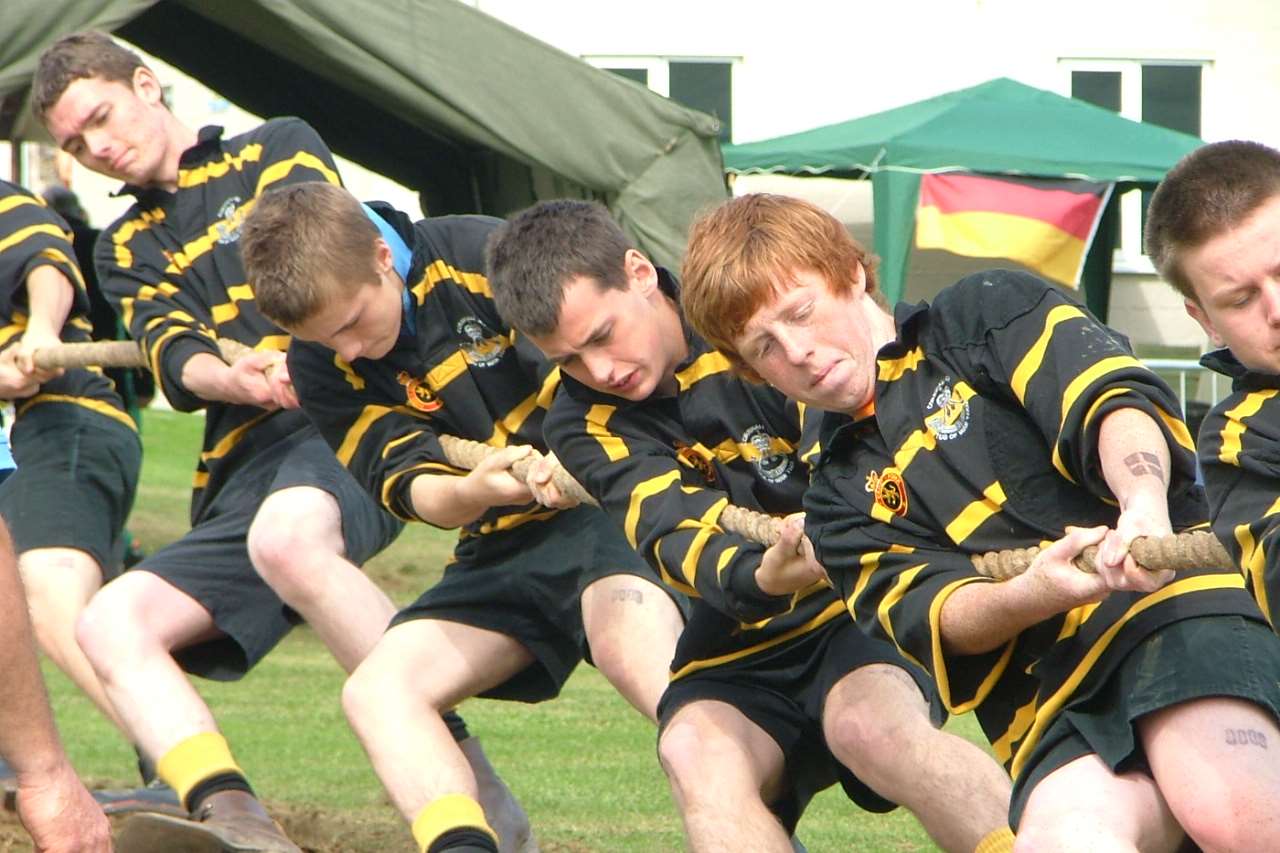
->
<box><xmin>240</xmin><ymin>182</ymin><xmax>380</xmax><ymax>327</ymax></box>
<box><xmin>32</xmin><ymin>31</ymin><xmax>149</xmax><ymax>121</ymax></box>
<box><xmin>486</xmin><ymin>200</ymin><xmax>631</xmax><ymax>337</ymax></box>
<box><xmin>1146</xmin><ymin>140</ymin><xmax>1280</xmax><ymax>300</ymax></box>
<box><xmin>681</xmin><ymin>193</ymin><xmax>880</xmax><ymax>381</ymax></box>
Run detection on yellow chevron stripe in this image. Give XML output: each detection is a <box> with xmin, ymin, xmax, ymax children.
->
<box><xmin>670</xmin><ymin>600</ymin><xmax>847</xmax><ymax>680</ymax></box>
<box><xmin>624</xmin><ymin>470</ymin><xmax>681</xmax><ymax>547</ymax></box>
<box><xmin>676</xmin><ymin>351</ymin><xmax>731</xmax><ymax>391</ymax></box>
<box><xmin>1219</xmin><ymin>390</ymin><xmax>1277</xmax><ymax>466</ymax></box>
<box><xmin>586</xmin><ymin>404</ymin><xmax>628</xmax><ymax>462</ymax></box>
<box><xmin>0</xmin><ymin>223</ymin><xmax>65</xmax><ymax>255</ymax></box>
<box><xmin>413</xmin><ymin>260</ymin><xmax>491</xmax><ymax>300</ymax></box>
<box><xmin>1010</xmin><ymin>304</ymin><xmax>1084</xmax><ymax>403</ymax></box>
<box><xmin>255</xmin><ymin>151</ymin><xmax>341</xmax><ymax>195</ymax></box>
<box><xmin>177</xmin><ymin>143</ymin><xmax>264</xmax><ymax>188</ymax></box>
<box><xmin>927</xmin><ymin>576</ymin><xmax>1011</xmax><ymax>714</ymax></box>
<box><xmin>877</xmin><ymin>346</ymin><xmax>926</xmax><ymax>381</ymax></box>
<box><xmin>336</xmin><ymin>405</ymin><xmax>394</xmax><ymax>465</ymax></box>
<box><xmin>945</xmin><ymin>481</ymin><xmax>1007</xmax><ymax>544</ymax></box>
<box><xmin>1010</xmin><ymin>573</ymin><xmax>1246</xmax><ymax>779</ymax></box>
<box><xmin>16</xmin><ymin>394</ymin><xmax>137</xmax><ymax>431</ymax></box>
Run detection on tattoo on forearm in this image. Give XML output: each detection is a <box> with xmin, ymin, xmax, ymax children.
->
<box><xmin>1224</xmin><ymin>728</ymin><xmax>1268</xmax><ymax>749</ymax></box>
<box><xmin>1123</xmin><ymin>451</ymin><xmax>1164</xmax><ymax>479</ymax></box>
<box><xmin>611</xmin><ymin>589</ymin><xmax>644</xmax><ymax>604</ymax></box>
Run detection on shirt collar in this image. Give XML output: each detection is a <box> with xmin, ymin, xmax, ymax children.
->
<box><xmin>112</xmin><ymin>125</ymin><xmax>227</xmax><ymax>201</ymax></box>
<box><xmin>1200</xmin><ymin>347</ymin><xmax>1280</xmax><ymax>390</ymax></box>
<box><xmin>359</xmin><ymin>203</ymin><xmax>416</xmax><ymax>339</ymax></box>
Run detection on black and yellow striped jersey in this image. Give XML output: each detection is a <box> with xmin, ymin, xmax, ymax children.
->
<box><xmin>805</xmin><ymin>270</ymin><xmax>1262</xmax><ymax>781</ymax></box>
<box><xmin>0</xmin><ymin>180</ymin><xmax>133</xmax><ymax>431</ymax></box>
<box><xmin>1198</xmin><ymin>348</ymin><xmax>1280</xmax><ymax>627</ymax></box>
<box><xmin>544</xmin><ymin>270</ymin><xmax>844</xmax><ymax>679</ymax></box>
<box><xmin>289</xmin><ymin>205</ymin><xmax>562</xmax><ymax>535</ymax></box>
<box><xmin>95</xmin><ymin>119</ymin><xmax>340</xmax><ymax>521</ymax></box>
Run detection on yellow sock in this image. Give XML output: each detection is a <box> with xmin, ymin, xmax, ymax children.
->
<box><xmin>411</xmin><ymin>793</ymin><xmax>497</xmax><ymax>852</ymax></box>
<box><xmin>155</xmin><ymin>731</ymin><xmax>245</xmax><ymax>807</ymax></box>
<box><xmin>975</xmin><ymin>826</ymin><xmax>1015</xmax><ymax>853</ymax></box>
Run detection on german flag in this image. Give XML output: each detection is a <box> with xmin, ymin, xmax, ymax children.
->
<box><xmin>915</xmin><ymin>172</ymin><xmax>1114</xmax><ymax>286</ymax></box>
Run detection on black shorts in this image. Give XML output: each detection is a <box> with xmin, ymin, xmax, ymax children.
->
<box><xmin>1009</xmin><ymin>614</ymin><xmax>1280</xmax><ymax>828</ymax></box>
<box><xmin>0</xmin><ymin>404</ymin><xmax>141</xmax><ymax>577</ymax></box>
<box><xmin>136</xmin><ymin>427</ymin><xmax>402</xmax><ymax>681</ymax></box>
<box><xmin>391</xmin><ymin>503</ymin><xmax>686</xmax><ymax>703</ymax></box>
<box><xmin>657</xmin><ymin>617</ymin><xmax>945</xmax><ymax>834</ymax></box>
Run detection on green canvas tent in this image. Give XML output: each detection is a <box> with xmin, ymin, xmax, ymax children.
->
<box><xmin>723</xmin><ymin>77</ymin><xmax>1202</xmax><ymax>317</ymax></box>
<box><xmin>0</xmin><ymin>0</ymin><xmax>727</xmax><ymax>270</ymax></box>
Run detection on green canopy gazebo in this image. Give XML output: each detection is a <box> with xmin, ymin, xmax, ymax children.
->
<box><xmin>723</xmin><ymin>77</ymin><xmax>1202</xmax><ymax>318</ymax></box>
<box><xmin>0</xmin><ymin>0</ymin><xmax>727</xmax><ymax>271</ymax></box>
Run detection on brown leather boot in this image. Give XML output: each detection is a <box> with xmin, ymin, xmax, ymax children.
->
<box><xmin>117</xmin><ymin>790</ymin><xmax>302</xmax><ymax>853</ymax></box>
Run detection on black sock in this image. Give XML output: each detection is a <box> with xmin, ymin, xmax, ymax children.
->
<box><xmin>427</xmin><ymin>827</ymin><xmax>498</xmax><ymax>853</ymax></box>
<box><xmin>135</xmin><ymin>747</ymin><xmax>158</xmax><ymax>786</ymax></box>
<box><xmin>443</xmin><ymin>709</ymin><xmax>471</xmax><ymax>742</ymax></box>
<box><xmin>185</xmin><ymin>772</ymin><xmax>255</xmax><ymax>813</ymax></box>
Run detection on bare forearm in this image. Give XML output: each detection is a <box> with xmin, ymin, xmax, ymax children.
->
<box><xmin>1098</xmin><ymin>407</ymin><xmax>1171</xmax><ymax>511</ymax></box>
<box><xmin>940</xmin><ymin>575</ymin><xmax>1060</xmax><ymax>655</ymax></box>
<box><xmin>23</xmin><ymin>266</ymin><xmax>73</xmax><ymax>339</ymax></box>
<box><xmin>408</xmin><ymin>472</ymin><xmax>492</xmax><ymax>528</ymax></box>
<box><xmin>179</xmin><ymin>351</ymin><xmax>236</xmax><ymax>403</ymax></box>
<box><xmin>0</xmin><ymin>523</ymin><xmax>66</xmax><ymax>775</ymax></box>
<box><xmin>942</xmin><ymin>526</ymin><xmax>1113</xmax><ymax>655</ymax></box>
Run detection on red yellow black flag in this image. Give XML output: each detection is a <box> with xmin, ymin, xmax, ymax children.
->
<box><xmin>915</xmin><ymin>172</ymin><xmax>1114</xmax><ymax>286</ymax></box>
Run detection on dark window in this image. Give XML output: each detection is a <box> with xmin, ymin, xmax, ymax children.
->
<box><xmin>1140</xmin><ymin>65</ymin><xmax>1202</xmax><ymax>245</ymax></box>
<box><xmin>669</xmin><ymin>61</ymin><xmax>732</xmax><ymax>142</ymax></box>
<box><xmin>605</xmin><ymin>67</ymin><xmax>649</xmax><ymax>87</ymax></box>
<box><xmin>1142</xmin><ymin>65</ymin><xmax>1201</xmax><ymax>136</ymax></box>
<box><xmin>1071</xmin><ymin>70</ymin><xmax>1121</xmax><ymax>112</ymax></box>
<box><xmin>1070</xmin><ymin>64</ymin><xmax>1202</xmax><ymax>257</ymax></box>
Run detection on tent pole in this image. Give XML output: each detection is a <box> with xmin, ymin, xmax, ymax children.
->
<box><xmin>871</xmin><ymin>170</ymin><xmax>921</xmax><ymax>305</ymax></box>
<box><xmin>1081</xmin><ymin>191</ymin><xmax>1120</xmax><ymax>322</ymax></box>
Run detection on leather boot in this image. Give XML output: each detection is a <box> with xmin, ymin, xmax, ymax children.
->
<box><xmin>117</xmin><ymin>789</ymin><xmax>302</xmax><ymax>853</ymax></box>
<box><xmin>191</xmin><ymin>790</ymin><xmax>301</xmax><ymax>853</ymax></box>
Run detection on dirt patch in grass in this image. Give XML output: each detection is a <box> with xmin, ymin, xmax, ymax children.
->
<box><xmin>275</xmin><ymin>801</ymin><xmax>411</xmax><ymax>852</ymax></box>
<box><xmin>0</xmin><ymin>801</ymin><xmax>411</xmax><ymax>852</ymax></box>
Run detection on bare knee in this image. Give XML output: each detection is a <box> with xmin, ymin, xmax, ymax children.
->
<box><xmin>1013</xmin><ymin>812</ymin><xmax>1090</xmax><ymax>853</ymax></box>
<box><xmin>1175</xmin><ymin>803</ymin><xmax>1276</xmax><ymax>852</ymax></box>
<box><xmin>341</xmin><ymin>658</ymin><xmax>383</xmax><ymax>728</ymax></box>
<box><xmin>658</xmin><ymin>717</ymin><xmax>726</xmax><ymax>799</ymax></box>
<box><xmin>343</xmin><ymin>643</ymin><xmax>449</xmax><ymax>727</ymax></box>
<box><xmin>824</xmin><ymin>669</ymin><xmax>933</xmax><ymax>781</ymax></box>
<box><xmin>20</xmin><ymin>556</ymin><xmax>92</xmax><ymax>641</ymax></box>
<box><xmin>76</xmin><ymin>584</ymin><xmax>139</xmax><ymax>678</ymax></box>
<box><xmin>247</xmin><ymin>488</ymin><xmax>343</xmax><ymax>592</ymax></box>
<box><xmin>658</xmin><ymin>711</ymin><xmax>766</xmax><ymax>800</ymax></box>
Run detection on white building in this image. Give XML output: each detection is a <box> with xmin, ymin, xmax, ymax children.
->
<box><xmin>467</xmin><ymin>0</ymin><xmax>1280</xmax><ymax>358</ymax></box>
<box><xmin>11</xmin><ymin>0</ymin><xmax>1280</xmax><ymax>360</ymax></box>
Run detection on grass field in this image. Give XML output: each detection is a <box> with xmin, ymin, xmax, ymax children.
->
<box><xmin>32</xmin><ymin>409</ymin><xmax>993</xmax><ymax>851</ymax></box>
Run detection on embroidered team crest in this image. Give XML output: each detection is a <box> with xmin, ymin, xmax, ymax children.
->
<box><xmin>456</xmin><ymin>316</ymin><xmax>507</xmax><ymax>367</ymax></box>
<box><xmin>924</xmin><ymin>377</ymin><xmax>970</xmax><ymax>441</ymax></box>
<box><xmin>214</xmin><ymin>196</ymin><xmax>246</xmax><ymax>244</ymax></box>
<box><xmin>674</xmin><ymin>442</ymin><xmax>718</xmax><ymax>486</ymax></box>
<box><xmin>864</xmin><ymin>468</ymin><xmax>909</xmax><ymax>517</ymax></box>
<box><xmin>741</xmin><ymin>424</ymin><xmax>794</xmax><ymax>484</ymax></box>
<box><xmin>397</xmin><ymin>371</ymin><xmax>442</xmax><ymax>412</ymax></box>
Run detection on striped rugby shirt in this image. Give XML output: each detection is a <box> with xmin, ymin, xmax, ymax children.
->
<box><xmin>288</xmin><ymin>207</ymin><xmax>564</xmax><ymax>535</ymax></box>
<box><xmin>0</xmin><ymin>179</ymin><xmax>133</xmax><ymax>431</ymax></box>
<box><xmin>1198</xmin><ymin>348</ymin><xmax>1280</xmax><ymax>627</ymax></box>
<box><xmin>95</xmin><ymin>118</ymin><xmax>339</xmax><ymax>521</ymax></box>
<box><xmin>804</xmin><ymin>270</ymin><xmax>1263</xmax><ymax>780</ymax></box>
<box><xmin>544</xmin><ymin>270</ymin><xmax>847</xmax><ymax>679</ymax></box>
